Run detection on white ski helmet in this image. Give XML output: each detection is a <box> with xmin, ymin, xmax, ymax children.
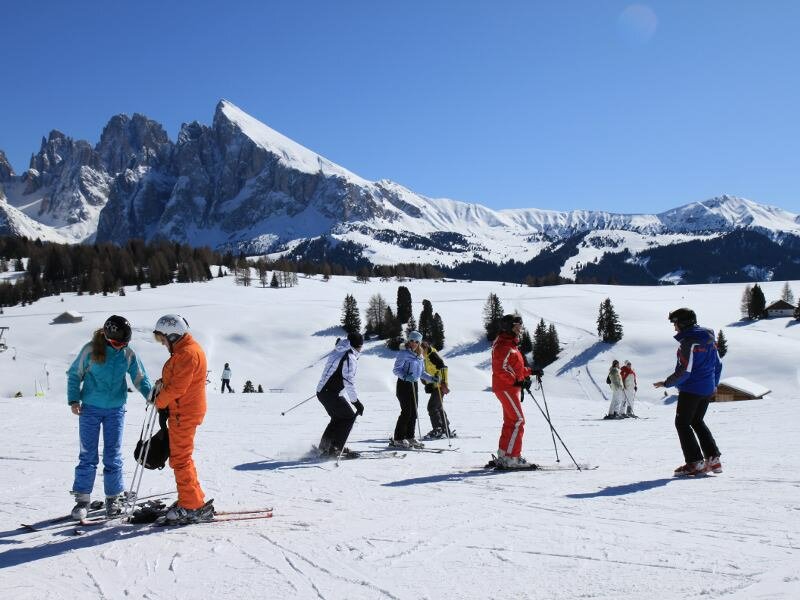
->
<box><xmin>153</xmin><ymin>314</ymin><xmax>189</xmax><ymax>343</ymax></box>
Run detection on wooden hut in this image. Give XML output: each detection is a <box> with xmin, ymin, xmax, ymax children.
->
<box><xmin>52</xmin><ymin>310</ymin><xmax>84</xmax><ymax>324</ymax></box>
<box><xmin>714</xmin><ymin>377</ymin><xmax>770</xmax><ymax>402</ymax></box>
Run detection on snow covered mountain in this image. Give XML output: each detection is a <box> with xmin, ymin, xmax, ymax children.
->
<box><xmin>1</xmin><ymin>101</ymin><xmax>799</xmax><ymax>282</ymax></box>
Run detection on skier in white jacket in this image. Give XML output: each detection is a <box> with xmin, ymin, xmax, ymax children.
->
<box><xmin>315</xmin><ymin>333</ymin><xmax>364</xmax><ymax>457</ymax></box>
<box><xmin>605</xmin><ymin>360</ymin><xmax>626</xmax><ymax>419</ymax></box>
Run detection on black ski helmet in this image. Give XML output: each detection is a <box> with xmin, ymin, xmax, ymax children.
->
<box><xmin>500</xmin><ymin>314</ymin><xmax>523</xmax><ymax>333</ymax></box>
<box><xmin>104</xmin><ymin>315</ymin><xmax>132</xmax><ymax>344</ymax></box>
<box><xmin>347</xmin><ymin>332</ymin><xmax>364</xmax><ymax>349</ymax></box>
<box><xmin>668</xmin><ymin>308</ymin><xmax>697</xmax><ymax>330</ymax></box>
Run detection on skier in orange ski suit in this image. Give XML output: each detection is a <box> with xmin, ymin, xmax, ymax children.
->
<box><xmin>153</xmin><ymin>315</ymin><xmax>208</xmax><ymax>512</ymax></box>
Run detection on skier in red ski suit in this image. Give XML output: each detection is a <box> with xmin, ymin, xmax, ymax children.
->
<box><xmin>491</xmin><ymin>314</ymin><xmax>532</xmax><ymax>467</ymax></box>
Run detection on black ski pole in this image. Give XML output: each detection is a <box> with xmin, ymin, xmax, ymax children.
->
<box><xmin>411</xmin><ymin>381</ymin><xmax>422</xmax><ymax>441</ymax></box>
<box><xmin>525</xmin><ymin>387</ymin><xmax>581</xmax><ymax>470</ymax></box>
<box><xmin>280</xmin><ymin>394</ymin><xmax>316</xmax><ymax>416</ymax></box>
<box><xmin>536</xmin><ymin>375</ymin><xmax>559</xmax><ymax>462</ymax></box>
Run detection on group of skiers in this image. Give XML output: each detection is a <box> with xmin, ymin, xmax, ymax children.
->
<box><xmin>313</xmin><ymin>330</ymin><xmax>453</xmax><ymax>459</ymax></box>
<box><xmin>605</xmin><ymin>359</ymin><xmax>638</xmax><ymax>418</ymax></box>
<box><xmin>66</xmin><ymin>305</ymin><xmax>724</xmax><ymax>524</ymax></box>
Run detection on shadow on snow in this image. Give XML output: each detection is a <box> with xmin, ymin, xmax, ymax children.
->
<box><xmin>565</xmin><ymin>477</ymin><xmax>677</xmax><ymax>498</ymax></box>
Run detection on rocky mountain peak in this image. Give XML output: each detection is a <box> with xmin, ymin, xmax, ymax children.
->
<box><xmin>96</xmin><ymin>113</ymin><xmax>171</xmax><ymax>173</ymax></box>
<box><xmin>0</xmin><ymin>150</ymin><xmax>14</xmax><ymax>182</ymax></box>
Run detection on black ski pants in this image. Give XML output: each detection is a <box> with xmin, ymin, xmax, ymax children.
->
<box><xmin>317</xmin><ymin>390</ymin><xmax>357</xmax><ymax>451</ymax></box>
<box><xmin>221</xmin><ymin>379</ymin><xmax>233</xmax><ymax>393</ymax></box>
<box><xmin>675</xmin><ymin>390</ymin><xmax>720</xmax><ymax>463</ymax></box>
<box><xmin>427</xmin><ymin>386</ymin><xmax>450</xmax><ymax>432</ymax></box>
<box><xmin>394</xmin><ymin>379</ymin><xmax>419</xmax><ymax>441</ymax></box>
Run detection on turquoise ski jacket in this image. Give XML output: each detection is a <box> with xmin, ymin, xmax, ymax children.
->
<box><xmin>67</xmin><ymin>342</ymin><xmax>153</xmax><ymax>409</ymax></box>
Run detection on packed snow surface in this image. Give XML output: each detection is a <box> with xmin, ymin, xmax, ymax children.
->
<box><xmin>1</xmin><ymin>274</ymin><xmax>799</xmax><ymax>599</ymax></box>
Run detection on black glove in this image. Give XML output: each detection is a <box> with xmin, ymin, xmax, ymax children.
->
<box><xmin>352</xmin><ymin>400</ymin><xmax>364</xmax><ymax>416</ymax></box>
<box><xmin>533</xmin><ymin>368</ymin><xmax>544</xmax><ymax>380</ymax></box>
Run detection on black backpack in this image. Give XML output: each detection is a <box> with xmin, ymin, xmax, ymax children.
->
<box><xmin>134</xmin><ymin>409</ymin><xmax>170</xmax><ymax>470</ymax></box>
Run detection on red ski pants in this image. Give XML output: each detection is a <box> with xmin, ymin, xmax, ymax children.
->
<box><xmin>168</xmin><ymin>416</ymin><xmax>205</xmax><ymax>510</ymax></box>
<box><xmin>495</xmin><ymin>387</ymin><xmax>525</xmax><ymax>457</ymax></box>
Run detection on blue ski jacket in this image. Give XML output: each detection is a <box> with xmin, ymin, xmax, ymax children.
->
<box><xmin>67</xmin><ymin>342</ymin><xmax>152</xmax><ymax>409</ymax></box>
<box><xmin>393</xmin><ymin>348</ymin><xmax>436</xmax><ymax>383</ymax></box>
<box><xmin>664</xmin><ymin>326</ymin><xmax>722</xmax><ymax>396</ymax></box>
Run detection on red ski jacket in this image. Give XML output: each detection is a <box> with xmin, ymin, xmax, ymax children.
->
<box><xmin>491</xmin><ymin>333</ymin><xmax>531</xmax><ymax>389</ymax></box>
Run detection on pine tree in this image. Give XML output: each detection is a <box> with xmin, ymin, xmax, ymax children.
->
<box><xmin>795</xmin><ymin>299</ymin><xmax>800</xmax><ymax>320</ymax></box>
<box><xmin>532</xmin><ymin>319</ymin><xmax>548</xmax><ymax>367</ymax></box>
<box><xmin>257</xmin><ymin>384</ymin><xmax>264</xmax><ymax>393</ymax></box>
<box><xmin>383</xmin><ymin>306</ymin><xmax>402</xmax><ymax>341</ymax></box>
<box><xmin>397</xmin><ymin>286</ymin><xmax>412</xmax><ymax>323</ymax></box>
<box><xmin>716</xmin><ymin>329</ymin><xmax>728</xmax><ymax>358</ymax></box>
<box><xmin>740</xmin><ymin>284</ymin><xmax>753</xmax><ymax>320</ymax></box>
<box><xmin>270</xmin><ymin>272</ymin><xmax>279</xmax><ymax>288</ymax></box>
<box><xmin>597</xmin><ymin>298</ymin><xmax>623</xmax><ymax>343</ymax></box>
<box><xmin>546</xmin><ymin>323</ymin><xmax>561</xmax><ymax>363</ymax></box>
<box><xmin>749</xmin><ymin>284</ymin><xmax>766</xmax><ymax>319</ymax></box>
<box><xmin>242</xmin><ymin>380</ymin><xmax>255</xmax><ymax>393</ymax></box>
<box><xmin>780</xmin><ymin>281</ymin><xmax>795</xmax><ymax>305</ymax></box>
<box><xmin>365</xmin><ymin>294</ymin><xmax>388</xmax><ymax>336</ymax></box>
<box><xmin>483</xmin><ymin>293</ymin><xmax>504</xmax><ymax>341</ymax></box>
<box><xmin>431</xmin><ymin>313</ymin><xmax>445</xmax><ymax>350</ymax></box>
<box><xmin>341</xmin><ymin>294</ymin><xmax>361</xmax><ymax>335</ymax></box>
<box><xmin>419</xmin><ymin>299</ymin><xmax>435</xmax><ymax>341</ymax></box>
<box><xmin>405</xmin><ymin>315</ymin><xmax>417</xmax><ymax>338</ymax></box>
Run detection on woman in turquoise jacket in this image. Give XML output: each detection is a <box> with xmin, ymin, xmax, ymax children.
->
<box><xmin>66</xmin><ymin>315</ymin><xmax>152</xmax><ymax>519</ymax></box>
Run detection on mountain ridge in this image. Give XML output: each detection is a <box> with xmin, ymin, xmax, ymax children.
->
<box><xmin>1</xmin><ymin>100</ymin><xmax>798</xmax><ymax>284</ymax></box>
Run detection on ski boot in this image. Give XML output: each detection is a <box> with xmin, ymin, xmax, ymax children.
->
<box><xmin>71</xmin><ymin>492</ymin><xmax>91</xmax><ymax>520</ymax></box>
<box><xmin>673</xmin><ymin>460</ymin><xmax>706</xmax><ymax>477</ymax></box>
<box><xmin>105</xmin><ymin>493</ymin><xmax>126</xmax><ymax>517</ymax></box>
<box><xmin>704</xmin><ymin>455</ymin><xmax>722</xmax><ymax>474</ymax></box>
<box><xmin>164</xmin><ymin>499</ymin><xmax>215</xmax><ymax>525</ymax></box>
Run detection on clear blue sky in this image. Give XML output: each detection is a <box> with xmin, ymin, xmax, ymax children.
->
<box><xmin>2</xmin><ymin>1</ymin><xmax>799</xmax><ymax>213</ymax></box>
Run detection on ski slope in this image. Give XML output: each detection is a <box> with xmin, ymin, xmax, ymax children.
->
<box><xmin>1</xmin><ymin>274</ymin><xmax>799</xmax><ymax>599</ymax></box>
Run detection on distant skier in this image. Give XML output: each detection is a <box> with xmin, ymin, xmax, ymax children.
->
<box><xmin>221</xmin><ymin>363</ymin><xmax>233</xmax><ymax>393</ymax></box>
<box><xmin>420</xmin><ymin>340</ymin><xmax>453</xmax><ymax>439</ymax></box>
<box><xmin>604</xmin><ymin>360</ymin><xmax>625</xmax><ymax>419</ymax></box>
<box><xmin>152</xmin><ymin>314</ymin><xmax>214</xmax><ymax>524</ymax></box>
<box><xmin>620</xmin><ymin>360</ymin><xmax>638</xmax><ymax>416</ymax></box>
<box><xmin>67</xmin><ymin>315</ymin><xmax>152</xmax><ymax>519</ymax></box>
<box><xmin>491</xmin><ymin>315</ymin><xmax>533</xmax><ymax>468</ymax></box>
<box><xmin>653</xmin><ymin>308</ymin><xmax>723</xmax><ymax>477</ymax></box>
<box><xmin>390</xmin><ymin>331</ymin><xmax>438</xmax><ymax>449</ymax></box>
<box><xmin>315</xmin><ymin>332</ymin><xmax>365</xmax><ymax>458</ymax></box>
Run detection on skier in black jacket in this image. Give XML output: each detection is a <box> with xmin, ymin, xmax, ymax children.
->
<box><xmin>315</xmin><ymin>332</ymin><xmax>365</xmax><ymax>458</ymax></box>
<box><xmin>420</xmin><ymin>340</ymin><xmax>453</xmax><ymax>439</ymax></box>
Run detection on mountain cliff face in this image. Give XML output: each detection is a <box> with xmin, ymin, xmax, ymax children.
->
<box><xmin>1</xmin><ymin>100</ymin><xmax>799</xmax><ymax>283</ymax></box>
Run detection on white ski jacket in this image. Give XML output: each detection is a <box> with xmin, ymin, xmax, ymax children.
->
<box><xmin>317</xmin><ymin>339</ymin><xmax>360</xmax><ymax>402</ymax></box>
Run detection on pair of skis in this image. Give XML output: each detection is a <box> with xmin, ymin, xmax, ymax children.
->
<box><xmin>75</xmin><ymin>504</ymin><xmax>274</xmax><ymax>534</ymax></box>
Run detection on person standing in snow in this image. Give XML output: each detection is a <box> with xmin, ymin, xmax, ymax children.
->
<box><xmin>491</xmin><ymin>314</ymin><xmax>533</xmax><ymax>468</ymax></box>
<box><xmin>390</xmin><ymin>331</ymin><xmax>438</xmax><ymax>448</ymax></box>
<box><xmin>221</xmin><ymin>363</ymin><xmax>233</xmax><ymax>393</ymax></box>
<box><xmin>315</xmin><ymin>332</ymin><xmax>365</xmax><ymax>458</ymax></box>
<box><xmin>620</xmin><ymin>360</ymin><xmax>638</xmax><ymax>416</ymax></box>
<box><xmin>420</xmin><ymin>340</ymin><xmax>453</xmax><ymax>439</ymax></box>
<box><xmin>67</xmin><ymin>315</ymin><xmax>153</xmax><ymax>519</ymax></box>
<box><xmin>604</xmin><ymin>360</ymin><xmax>626</xmax><ymax>419</ymax></box>
<box><xmin>152</xmin><ymin>314</ymin><xmax>213</xmax><ymax>524</ymax></box>
<box><xmin>654</xmin><ymin>308</ymin><xmax>723</xmax><ymax>477</ymax></box>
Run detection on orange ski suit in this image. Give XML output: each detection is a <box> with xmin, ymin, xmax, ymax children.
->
<box><xmin>155</xmin><ymin>333</ymin><xmax>208</xmax><ymax>510</ymax></box>
<box><xmin>491</xmin><ymin>332</ymin><xmax>531</xmax><ymax>458</ymax></box>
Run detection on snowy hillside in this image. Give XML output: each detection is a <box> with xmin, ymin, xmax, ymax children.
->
<box><xmin>1</xmin><ymin>275</ymin><xmax>799</xmax><ymax>599</ymax></box>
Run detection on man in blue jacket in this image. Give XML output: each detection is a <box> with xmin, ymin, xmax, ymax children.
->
<box><xmin>654</xmin><ymin>308</ymin><xmax>723</xmax><ymax>477</ymax></box>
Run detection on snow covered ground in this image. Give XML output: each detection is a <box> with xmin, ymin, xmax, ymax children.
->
<box><xmin>1</xmin><ymin>274</ymin><xmax>799</xmax><ymax>599</ymax></box>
